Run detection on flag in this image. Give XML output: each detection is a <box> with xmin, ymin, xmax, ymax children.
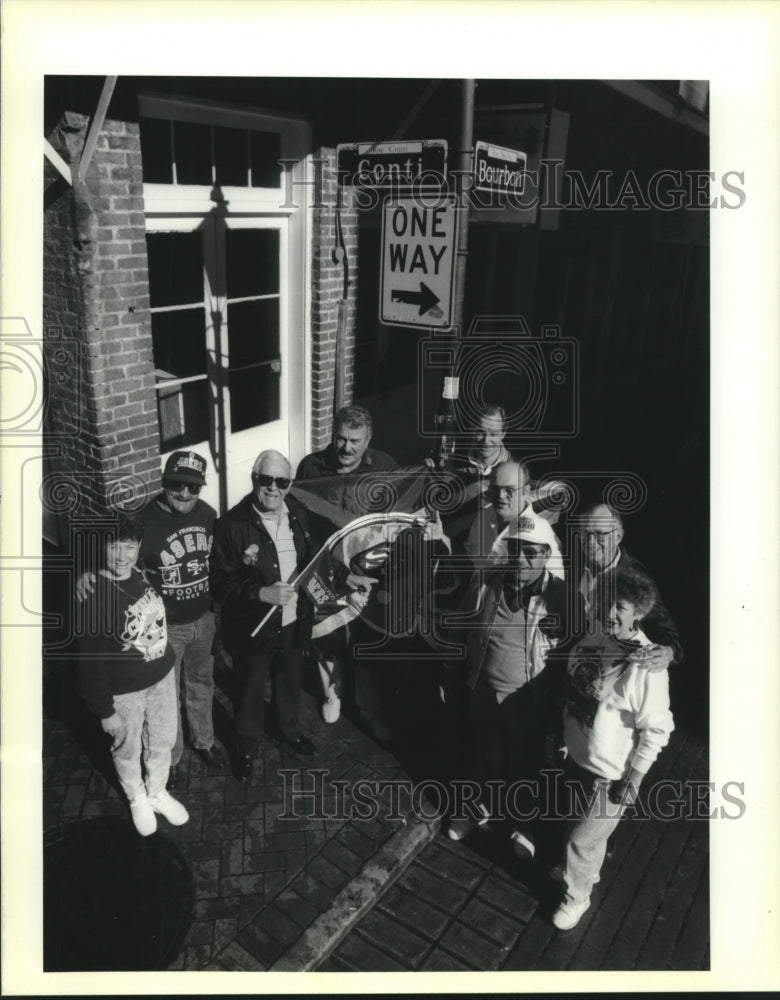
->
<box><xmin>251</xmin><ymin>466</ymin><xmax>432</xmax><ymax>639</ymax></box>
<box><xmin>288</xmin><ymin>465</ymin><xmax>429</xmax><ymax>531</ymax></box>
<box><xmin>297</xmin><ymin>511</ymin><xmax>427</xmax><ymax>639</ymax></box>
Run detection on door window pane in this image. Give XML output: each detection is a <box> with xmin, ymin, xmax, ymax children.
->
<box><xmin>157</xmin><ymin>380</ymin><xmax>211</xmax><ymax>452</ymax></box>
<box><xmin>215</xmin><ymin>126</ymin><xmax>248</xmax><ymax>187</ymax></box>
<box><xmin>226</xmin><ymin>299</ymin><xmax>279</xmax><ymax>367</ymax></box>
<box><xmin>225</xmin><ymin>229</ymin><xmax>279</xmax><ymax>299</ymax></box>
<box><xmin>250</xmin><ymin>131</ymin><xmax>282</xmax><ymax>187</ymax></box>
<box><xmin>146</xmin><ymin>232</ymin><xmax>204</xmax><ymax>308</ymax></box>
<box><xmin>140</xmin><ymin>115</ymin><xmax>283</xmax><ymax>188</ymax></box>
<box><xmin>173</xmin><ymin>121</ymin><xmax>213</xmax><ymax>185</ymax></box>
<box><xmin>227</xmin><ymin>294</ymin><xmax>281</xmax><ymax>432</ymax></box>
<box><xmin>151</xmin><ymin>309</ymin><xmax>207</xmax><ymax>380</ymax></box>
<box><xmin>139</xmin><ymin>118</ymin><xmax>173</xmax><ymax>183</ymax></box>
<box><xmin>230</xmin><ymin>368</ymin><xmax>280</xmax><ymax>433</ymax></box>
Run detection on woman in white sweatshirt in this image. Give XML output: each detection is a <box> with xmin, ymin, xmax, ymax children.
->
<box><xmin>552</xmin><ymin>562</ymin><xmax>674</xmax><ymax>931</ymax></box>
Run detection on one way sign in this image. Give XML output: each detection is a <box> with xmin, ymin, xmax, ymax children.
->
<box><xmin>380</xmin><ymin>196</ymin><xmax>457</xmax><ymax>328</ymax></box>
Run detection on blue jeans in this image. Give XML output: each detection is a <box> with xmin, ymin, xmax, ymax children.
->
<box><xmin>111</xmin><ymin>670</ymin><xmax>177</xmax><ymax>802</ymax></box>
<box><xmin>562</xmin><ymin>760</ymin><xmax>626</xmax><ymax>904</ymax></box>
<box><xmin>168</xmin><ymin>609</ymin><xmax>216</xmax><ymax>763</ymax></box>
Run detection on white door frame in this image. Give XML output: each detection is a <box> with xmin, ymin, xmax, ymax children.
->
<box><xmin>140</xmin><ymin>96</ymin><xmax>310</xmax><ymax>511</ymax></box>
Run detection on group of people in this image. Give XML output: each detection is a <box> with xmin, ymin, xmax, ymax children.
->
<box><xmin>75</xmin><ymin>402</ymin><xmax>680</xmax><ymax>931</ymax></box>
<box><xmin>431</xmin><ymin>405</ymin><xmax>679</xmax><ymax>929</ymax></box>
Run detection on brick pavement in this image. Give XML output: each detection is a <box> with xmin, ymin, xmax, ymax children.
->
<box><xmin>42</xmin><ymin>653</ymin><xmax>443</xmax><ymax>972</ymax></box>
<box><xmin>319</xmin><ymin>726</ymin><xmax>709</xmax><ymax>972</ymax></box>
<box><xmin>43</xmin><ymin>603</ymin><xmax>709</xmax><ymax>974</ymax></box>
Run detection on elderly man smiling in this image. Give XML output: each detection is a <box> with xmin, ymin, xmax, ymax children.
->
<box><xmin>574</xmin><ymin>502</ymin><xmax>682</xmax><ymax>671</ymax></box>
<box><xmin>296</xmin><ymin>404</ymin><xmax>397</xmax><ymax>479</ymax></box>
<box><xmin>209</xmin><ymin>450</ymin><xmax>318</xmax><ymax>780</ymax></box>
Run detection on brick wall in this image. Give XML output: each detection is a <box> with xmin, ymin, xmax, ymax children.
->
<box><xmin>44</xmin><ymin>126</ymin><xmax>358</xmax><ymax>519</ymax></box>
<box><xmin>44</xmin><ymin>112</ymin><xmax>161</xmax><ymax>520</ymax></box>
<box><xmin>309</xmin><ymin>148</ymin><xmax>359</xmax><ymax>451</ymax></box>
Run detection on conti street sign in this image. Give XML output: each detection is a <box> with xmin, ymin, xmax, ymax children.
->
<box><xmin>473</xmin><ymin>140</ymin><xmax>527</xmax><ymax>195</ymax></box>
<box><xmin>380</xmin><ymin>196</ymin><xmax>457</xmax><ymax>328</ymax></box>
<box><xmin>337</xmin><ymin>139</ymin><xmax>447</xmax><ymax>188</ymax></box>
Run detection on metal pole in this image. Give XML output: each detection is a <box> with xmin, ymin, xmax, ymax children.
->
<box><xmin>332</xmin><ymin>184</ymin><xmax>350</xmax><ymax>419</ymax></box>
<box><xmin>451</xmin><ymin>79</ymin><xmax>475</xmax><ymax>333</ymax></box>
<box><xmin>432</xmin><ymin>79</ymin><xmax>475</xmax><ymax>468</ymax></box>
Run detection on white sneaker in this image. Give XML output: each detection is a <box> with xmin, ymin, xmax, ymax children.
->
<box><xmin>510</xmin><ymin>829</ymin><xmax>536</xmax><ymax>861</ymax></box>
<box><xmin>322</xmin><ymin>694</ymin><xmax>341</xmax><ymax>724</ymax></box>
<box><xmin>148</xmin><ymin>790</ymin><xmax>189</xmax><ymax>826</ymax></box>
<box><xmin>129</xmin><ymin>794</ymin><xmax>157</xmax><ymax>837</ymax></box>
<box><xmin>447</xmin><ymin>804</ymin><xmax>490</xmax><ymax>841</ymax></box>
<box><xmin>552</xmin><ymin>897</ymin><xmax>591</xmax><ymax>930</ymax></box>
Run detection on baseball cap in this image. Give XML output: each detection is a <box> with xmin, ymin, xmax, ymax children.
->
<box><xmin>490</xmin><ymin>508</ymin><xmax>558</xmax><ymax>562</ymax></box>
<box><xmin>163</xmin><ymin>451</ymin><xmax>207</xmax><ymax>485</ymax></box>
<box><xmin>513</xmin><ymin>510</ymin><xmax>558</xmax><ymax>548</ymax></box>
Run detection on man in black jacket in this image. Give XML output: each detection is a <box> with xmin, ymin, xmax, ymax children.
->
<box><xmin>295</xmin><ymin>404</ymin><xmax>398</xmax><ymax>734</ymax></box>
<box><xmin>209</xmin><ymin>450</ymin><xmax>317</xmax><ymax>779</ymax></box>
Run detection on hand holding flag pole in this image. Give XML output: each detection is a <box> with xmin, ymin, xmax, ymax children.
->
<box><xmin>249</xmin><ymin>510</ymin><xmax>432</xmax><ymax>640</ymax></box>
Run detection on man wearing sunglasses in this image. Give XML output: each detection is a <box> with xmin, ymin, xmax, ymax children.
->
<box><xmin>442</xmin><ymin>510</ymin><xmax>568</xmax><ymax>857</ymax></box>
<box><xmin>76</xmin><ymin>450</ymin><xmax>227</xmax><ymax>783</ymax></box>
<box><xmin>209</xmin><ymin>450</ymin><xmax>318</xmax><ymax>779</ymax></box>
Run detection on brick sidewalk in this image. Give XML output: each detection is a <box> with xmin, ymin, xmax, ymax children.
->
<box><xmin>42</xmin><ymin>656</ymin><xmax>443</xmax><ymax>971</ymax></box>
<box><xmin>319</xmin><ymin>726</ymin><xmax>709</xmax><ymax>972</ymax></box>
<box><xmin>42</xmin><ymin>643</ymin><xmax>708</xmax><ymax>973</ymax></box>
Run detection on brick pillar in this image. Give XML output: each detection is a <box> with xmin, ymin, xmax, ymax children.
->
<box><xmin>44</xmin><ymin>111</ymin><xmax>161</xmax><ymax>518</ymax></box>
<box><xmin>309</xmin><ymin>148</ymin><xmax>359</xmax><ymax>451</ymax></box>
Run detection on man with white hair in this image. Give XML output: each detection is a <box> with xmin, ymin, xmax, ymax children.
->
<box><xmin>442</xmin><ymin>509</ymin><xmax>568</xmax><ymax>853</ymax></box>
<box><xmin>209</xmin><ymin>450</ymin><xmax>317</xmax><ymax>780</ymax></box>
<box><xmin>574</xmin><ymin>501</ymin><xmax>681</xmax><ymax>669</ymax></box>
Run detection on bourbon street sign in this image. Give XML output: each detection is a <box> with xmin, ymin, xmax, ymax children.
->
<box><xmin>336</xmin><ymin>139</ymin><xmax>448</xmax><ymax>188</ymax></box>
<box><xmin>380</xmin><ymin>196</ymin><xmax>457</xmax><ymax>329</ymax></box>
<box><xmin>473</xmin><ymin>140</ymin><xmax>527</xmax><ymax>196</ymax></box>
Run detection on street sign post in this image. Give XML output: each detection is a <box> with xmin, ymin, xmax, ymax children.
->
<box><xmin>337</xmin><ymin>140</ymin><xmax>447</xmax><ymax>188</ymax></box>
<box><xmin>379</xmin><ymin>196</ymin><xmax>457</xmax><ymax>328</ymax></box>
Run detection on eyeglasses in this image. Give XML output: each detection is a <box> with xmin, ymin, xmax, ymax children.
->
<box><xmin>165</xmin><ymin>480</ymin><xmax>202</xmax><ymax>495</ymax></box>
<box><xmin>584</xmin><ymin>528</ymin><xmax>617</xmax><ymax>542</ymax></box>
<box><xmin>254</xmin><ymin>474</ymin><xmax>292</xmax><ymax>490</ymax></box>
<box><xmin>492</xmin><ymin>485</ymin><xmax>519</xmax><ymax>497</ymax></box>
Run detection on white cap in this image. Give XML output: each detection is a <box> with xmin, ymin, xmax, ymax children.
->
<box><xmin>509</xmin><ymin>509</ymin><xmax>558</xmax><ymax>548</ymax></box>
<box><xmin>490</xmin><ymin>508</ymin><xmax>560</xmax><ymax>567</ymax></box>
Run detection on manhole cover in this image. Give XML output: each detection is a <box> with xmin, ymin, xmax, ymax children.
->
<box><xmin>44</xmin><ymin>817</ymin><xmax>193</xmax><ymax>971</ymax></box>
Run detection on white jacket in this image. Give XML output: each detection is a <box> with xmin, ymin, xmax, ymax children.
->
<box><xmin>563</xmin><ymin>627</ymin><xmax>674</xmax><ymax>780</ymax></box>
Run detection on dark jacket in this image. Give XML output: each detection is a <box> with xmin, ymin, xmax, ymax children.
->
<box><xmin>209</xmin><ymin>493</ymin><xmax>316</xmax><ymax>652</ymax></box>
<box><xmin>296</xmin><ymin>444</ymin><xmax>398</xmax><ymax>480</ymax></box>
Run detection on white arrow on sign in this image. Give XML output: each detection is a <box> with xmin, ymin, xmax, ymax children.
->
<box><xmin>379</xmin><ymin>196</ymin><xmax>457</xmax><ymax>329</ymax></box>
